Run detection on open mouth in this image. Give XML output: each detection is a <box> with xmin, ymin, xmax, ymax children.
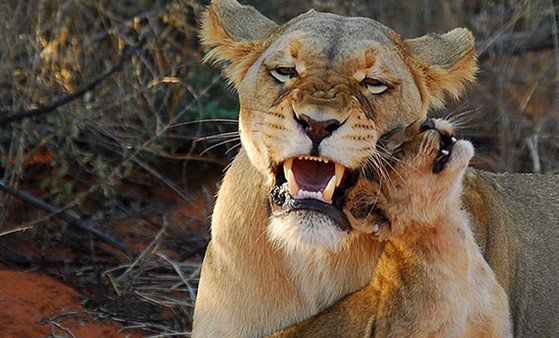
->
<box><xmin>284</xmin><ymin>156</ymin><xmax>345</xmax><ymax>204</ymax></box>
<box><xmin>270</xmin><ymin>155</ymin><xmax>356</xmax><ymax>231</ymax></box>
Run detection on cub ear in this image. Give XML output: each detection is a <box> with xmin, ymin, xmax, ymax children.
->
<box><xmin>405</xmin><ymin>28</ymin><xmax>478</xmax><ymax>109</ymax></box>
<box><xmin>200</xmin><ymin>0</ymin><xmax>278</xmax><ymax>86</ymax></box>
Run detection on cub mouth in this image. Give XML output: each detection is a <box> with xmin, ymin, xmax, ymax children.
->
<box><xmin>269</xmin><ymin>155</ymin><xmax>357</xmax><ymax>231</ymax></box>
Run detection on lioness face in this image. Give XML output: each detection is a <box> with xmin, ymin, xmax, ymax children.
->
<box><xmin>201</xmin><ymin>0</ymin><xmax>477</xmax><ymax>251</ymax></box>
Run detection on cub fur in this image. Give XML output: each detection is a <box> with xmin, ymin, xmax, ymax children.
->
<box><xmin>273</xmin><ymin>119</ymin><xmax>512</xmax><ymax>337</ymax></box>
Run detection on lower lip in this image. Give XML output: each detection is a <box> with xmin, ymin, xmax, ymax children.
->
<box><xmin>270</xmin><ymin>185</ymin><xmax>351</xmax><ymax>232</ymax></box>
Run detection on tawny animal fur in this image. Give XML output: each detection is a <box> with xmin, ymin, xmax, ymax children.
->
<box><xmin>193</xmin><ymin>1</ymin><xmax>559</xmax><ymax>337</ymax></box>
<box><xmin>272</xmin><ymin>119</ymin><xmax>512</xmax><ymax>337</ymax></box>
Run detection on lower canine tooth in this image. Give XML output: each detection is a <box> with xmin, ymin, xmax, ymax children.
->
<box><xmin>322</xmin><ymin>175</ymin><xmax>336</xmax><ymax>203</ymax></box>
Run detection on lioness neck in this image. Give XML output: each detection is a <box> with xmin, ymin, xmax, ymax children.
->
<box><xmin>192</xmin><ymin>149</ymin><xmax>380</xmax><ymax>337</ymax></box>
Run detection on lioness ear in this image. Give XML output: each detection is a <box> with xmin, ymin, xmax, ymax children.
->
<box><xmin>405</xmin><ymin>28</ymin><xmax>477</xmax><ymax>109</ymax></box>
<box><xmin>200</xmin><ymin>0</ymin><xmax>278</xmax><ymax>86</ymax></box>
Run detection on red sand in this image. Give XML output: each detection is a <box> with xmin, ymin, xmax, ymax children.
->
<box><xmin>0</xmin><ymin>270</ymin><xmax>137</xmax><ymax>337</ymax></box>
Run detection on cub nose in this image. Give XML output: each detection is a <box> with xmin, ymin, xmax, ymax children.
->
<box><xmin>296</xmin><ymin>114</ymin><xmax>341</xmax><ymax>144</ymax></box>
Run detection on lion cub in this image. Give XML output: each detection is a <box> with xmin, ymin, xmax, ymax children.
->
<box><xmin>273</xmin><ymin>119</ymin><xmax>511</xmax><ymax>337</ymax></box>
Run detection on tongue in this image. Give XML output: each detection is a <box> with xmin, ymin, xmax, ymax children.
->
<box><xmin>291</xmin><ymin>158</ymin><xmax>335</xmax><ymax>192</ymax></box>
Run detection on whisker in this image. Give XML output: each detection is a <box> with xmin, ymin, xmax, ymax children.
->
<box><xmin>374</xmin><ymin>147</ymin><xmax>420</xmax><ymax>186</ymax></box>
<box><xmin>195</xmin><ymin>131</ymin><xmax>240</xmax><ymax>142</ymax></box>
<box><xmin>446</xmin><ymin>107</ymin><xmax>480</xmax><ymax>130</ymax></box>
<box><xmin>365</xmin><ymin>175</ymin><xmax>383</xmax><ymax>219</ymax></box>
<box><xmin>200</xmin><ymin>137</ymin><xmax>241</xmax><ymax>155</ymax></box>
<box><xmin>376</xmin><ymin>144</ymin><xmax>411</xmax><ymax>172</ymax></box>
<box><xmin>168</xmin><ymin>119</ymin><xmax>238</xmax><ymax>129</ymax></box>
<box><xmin>374</xmin><ymin>154</ymin><xmax>396</xmax><ymax>186</ymax></box>
<box><xmin>225</xmin><ymin>142</ymin><xmax>243</xmax><ymax>155</ymax></box>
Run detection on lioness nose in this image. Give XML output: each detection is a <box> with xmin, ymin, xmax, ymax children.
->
<box><xmin>296</xmin><ymin>114</ymin><xmax>341</xmax><ymax>144</ymax></box>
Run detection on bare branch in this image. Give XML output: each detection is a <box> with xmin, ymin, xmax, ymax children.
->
<box><xmin>0</xmin><ymin>180</ymin><xmax>135</xmax><ymax>258</ymax></box>
<box><xmin>0</xmin><ymin>37</ymin><xmax>147</xmax><ymax>127</ymax></box>
<box><xmin>478</xmin><ymin>24</ymin><xmax>559</xmax><ymax>60</ymax></box>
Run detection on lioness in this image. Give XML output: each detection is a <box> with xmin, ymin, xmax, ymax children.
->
<box><xmin>193</xmin><ymin>1</ymin><xmax>559</xmax><ymax>337</ymax></box>
<box><xmin>272</xmin><ymin>118</ymin><xmax>512</xmax><ymax>337</ymax></box>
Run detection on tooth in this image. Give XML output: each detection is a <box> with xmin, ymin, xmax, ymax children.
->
<box><xmin>322</xmin><ymin>175</ymin><xmax>336</xmax><ymax>203</ymax></box>
<box><xmin>298</xmin><ymin>190</ymin><xmax>309</xmax><ymax>199</ymax></box>
<box><xmin>335</xmin><ymin>163</ymin><xmax>345</xmax><ymax>187</ymax></box>
<box><xmin>283</xmin><ymin>158</ymin><xmax>293</xmax><ymax>177</ymax></box>
<box><xmin>441</xmin><ymin>149</ymin><xmax>450</xmax><ymax>155</ymax></box>
<box><xmin>287</xmin><ymin>169</ymin><xmax>300</xmax><ymax>197</ymax></box>
<box><xmin>284</xmin><ymin>159</ymin><xmax>300</xmax><ymax>198</ymax></box>
<box><xmin>324</xmin><ymin>159</ymin><xmax>329</xmax><ymax>163</ymax></box>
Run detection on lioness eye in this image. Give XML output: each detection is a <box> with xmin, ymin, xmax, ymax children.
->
<box><xmin>270</xmin><ymin>67</ymin><xmax>297</xmax><ymax>83</ymax></box>
<box><xmin>361</xmin><ymin>78</ymin><xmax>389</xmax><ymax>95</ymax></box>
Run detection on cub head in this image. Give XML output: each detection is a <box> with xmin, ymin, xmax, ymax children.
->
<box><xmin>200</xmin><ymin>0</ymin><xmax>477</xmax><ymax>252</ymax></box>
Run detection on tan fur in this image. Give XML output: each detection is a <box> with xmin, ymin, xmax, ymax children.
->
<box><xmin>192</xmin><ymin>1</ymin><xmax>559</xmax><ymax>337</ymax></box>
<box><xmin>272</xmin><ymin>120</ymin><xmax>512</xmax><ymax>337</ymax></box>
<box><xmin>193</xmin><ymin>149</ymin><xmax>380</xmax><ymax>336</ymax></box>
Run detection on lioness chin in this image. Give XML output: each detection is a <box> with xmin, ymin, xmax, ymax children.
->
<box><xmin>272</xmin><ymin>119</ymin><xmax>512</xmax><ymax>337</ymax></box>
<box><xmin>193</xmin><ymin>1</ymin><xmax>559</xmax><ymax>337</ymax></box>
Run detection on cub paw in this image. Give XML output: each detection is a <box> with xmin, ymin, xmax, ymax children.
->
<box><xmin>343</xmin><ymin>179</ymin><xmax>391</xmax><ymax>236</ymax></box>
<box><xmin>446</xmin><ymin>140</ymin><xmax>474</xmax><ymax>171</ymax></box>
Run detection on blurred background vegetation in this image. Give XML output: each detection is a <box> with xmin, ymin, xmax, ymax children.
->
<box><xmin>0</xmin><ymin>0</ymin><xmax>557</xmax><ymax>335</ymax></box>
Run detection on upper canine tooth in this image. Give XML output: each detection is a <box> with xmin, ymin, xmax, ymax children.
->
<box><xmin>283</xmin><ymin>158</ymin><xmax>300</xmax><ymax>197</ymax></box>
<box><xmin>322</xmin><ymin>175</ymin><xmax>336</xmax><ymax>203</ymax></box>
<box><xmin>283</xmin><ymin>158</ymin><xmax>293</xmax><ymax>175</ymax></box>
<box><xmin>324</xmin><ymin>158</ymin><xmax>329</xmax><ymax>163</ymax></box>
<box><xmin>335</xmin><ymin>163</ymin><xmax>345</xmax><ymax>187</ymax></box>
<box><xmin>286</xmin><ymin>167</ymin><xmax>300</xmax><ymax>198</ymax></box>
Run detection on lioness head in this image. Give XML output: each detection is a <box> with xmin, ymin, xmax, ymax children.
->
<box><xmin>200</xmin><ymin>0</ymin><xmax>477</xmax><ymax>251</ymax></box>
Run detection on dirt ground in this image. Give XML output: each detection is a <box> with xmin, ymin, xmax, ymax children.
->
<box><xmin>0</xmin><ymin>162</ymin><xmax>221</xmax><ymax>336</ymax></box>
<box><xmin>0</xmin><ymin>270</ymin><xmax>136</xmax><ymax>337</ymax></box>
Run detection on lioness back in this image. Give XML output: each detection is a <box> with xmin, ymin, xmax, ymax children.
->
<box><xmin>464</xmin><ymin>171</ymin><xmax>559</xmax><ymax>337</ymax></box>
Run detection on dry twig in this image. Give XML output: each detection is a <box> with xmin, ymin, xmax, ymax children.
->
<box><xmin>0</xmin><ymin>180</ymin><xmax>135</xmax><ymax>258</ymax></box>
<box><xmin>0</xmin><ymin>37</ymin><xmax>147</xmax><ymax>126</ymax></box>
